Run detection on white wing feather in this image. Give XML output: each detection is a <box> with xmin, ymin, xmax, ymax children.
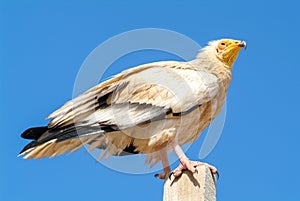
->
<box><xmin>47</xmin><ymin>61</ymin><xmax>219</xmax><ymax>130</ymax></box>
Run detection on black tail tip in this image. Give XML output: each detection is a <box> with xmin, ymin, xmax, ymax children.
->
<box><xmin>21</xmin><ymin>126</ymin><xmax>48</xmax><ymax>140</ymax></box>
<box><xmin>19</xmin><ymin>141</ymin><xmax>37</xmax><ymax>155</ymax></box>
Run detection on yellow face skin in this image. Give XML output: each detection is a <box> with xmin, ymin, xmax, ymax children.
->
<box><xmin>216</xmin><ymin>39</ymin><xmax>246</xmax><ymax>67</ymax></box>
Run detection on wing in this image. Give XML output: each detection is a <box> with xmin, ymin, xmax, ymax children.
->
<box><xmin>48</xmin><ymin>61</ymin><xmax>219</xmax><ymax>129</ymax></box>
<box><xmin>20</xmin><ymin>61</ymin><xmax>220</xmax><ymax>159</ymax></box>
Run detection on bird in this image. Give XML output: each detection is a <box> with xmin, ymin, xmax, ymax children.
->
<box><xmin>19</xmin><ymin>38</ymin><xmax>246</xmax><ymax>179</ymax></box>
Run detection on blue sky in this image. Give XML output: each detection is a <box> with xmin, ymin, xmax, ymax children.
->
<box><xmin>1</xmin><ymin>0</ymin><xmax>300</xmax><ymax>200</ymax></box>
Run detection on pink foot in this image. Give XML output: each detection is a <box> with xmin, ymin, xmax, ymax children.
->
<box><xmin>172</xmin><ymin>158</ymin><xmax>218</xmax><ymax>178</ymax></box>
<box><xmin>155</xmin><ymin>166</ymin><xmax>171</xmax><ymax>179</ymax></box>
<box><xmin>154</xmin><ymin>150</ymin><xmax>171</xmax><ymax>180</ymax></box>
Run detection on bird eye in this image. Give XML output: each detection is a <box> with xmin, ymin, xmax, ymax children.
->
<box><xmin>217</xmin><ymin>42</ymin><xmax>227</xmax><ymax>51</ymax></box>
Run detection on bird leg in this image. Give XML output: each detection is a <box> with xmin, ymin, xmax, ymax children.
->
<box><xmin>171</xmin><ymin>142</ymin><xmax>218</xmax><ymax>178</ymax></box>
<box><xmin>154</xmin><ymin>150</ymin><xmax>171</xmax><ymax>179</ymax></box>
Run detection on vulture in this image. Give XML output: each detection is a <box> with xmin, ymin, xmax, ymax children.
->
<box><xmin>19</xmin><ymin>38</ymin><xmax>246</xmax><ymax>179</ymax></box>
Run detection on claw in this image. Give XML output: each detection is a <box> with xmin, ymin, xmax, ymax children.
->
<box><xmin>210</xmin><ymin>169</ymin><xmax>220</xmax><ymax>181</ymax></box>
<box><xmin>215</xmin><ymin>171</ymin><xmax>220</xmax><ymax>180</ymax></box>
<box><xmin>168</xmin><ymin>172</ymin><xmax>173</xmax><ymax>180</ymax></box>
<box><xmin>154</xmin><ymin>174</ymin><xmax>159</xmax><ymax>178</ymax></box>
<box><xmin>195</xmin><ymin>168</ymin><xmax>198</xmax><ymax>174</ymax></box>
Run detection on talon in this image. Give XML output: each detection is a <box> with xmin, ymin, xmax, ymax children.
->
<box><xmin>215</xmin><ymin>171</ymin><xmax>220</xmax><ymax>180</ymax></box>
<box><xmin>154</xmin><ymin>174</ymin><xmax>159</xmax><ymax>178</ymax></box>
<box><xmin>210</xmin><ymin>169</ymin><xmax>219</xmax><ymax>180</ymax></box>
<box><xmin>168</xmin><ymin>172</ymin><xmax>173</xmax><ymax>180</ymax></box>
<box><xmin>171</xmin><ymin>156</ymin><xmax>218</xmax><ymax>179</ymax></box>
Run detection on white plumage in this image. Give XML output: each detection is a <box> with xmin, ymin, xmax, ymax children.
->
<box><xmin>20</xmin><ymin>38</ymin><xmax>246</xmax><ymax>179</ymax></box>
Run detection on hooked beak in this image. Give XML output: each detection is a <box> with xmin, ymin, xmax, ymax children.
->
<box><xmin>238</xmin><ymin>41</ymin><xmax>247</xmax><ymax>50</ymax></box>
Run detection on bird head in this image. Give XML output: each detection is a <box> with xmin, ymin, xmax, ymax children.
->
<box><xmin>212</xmin><ymin>39</ymin><xmax>246</xmax><ymax>67</ymax></box>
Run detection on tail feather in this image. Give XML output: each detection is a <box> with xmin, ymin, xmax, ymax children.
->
<box><xmin>21</xmin><ymin>127</ymin><xmax>48</xmax><ymax>140</ymax></box>
<box><xmin>19</xmin><ymin>125</ymin><xmax>105</xmax><ymax>158</ymax></box>
<box><xmin>19</xmin><ymin>124</ymin><xmax>139</xmax><ymax>159</ymax></box>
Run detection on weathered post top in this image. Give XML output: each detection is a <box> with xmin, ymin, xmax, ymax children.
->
<box><xmin>163</xmin><ymin>165</ymin><xmax>216</xmax><ymax>201</ymax></box>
